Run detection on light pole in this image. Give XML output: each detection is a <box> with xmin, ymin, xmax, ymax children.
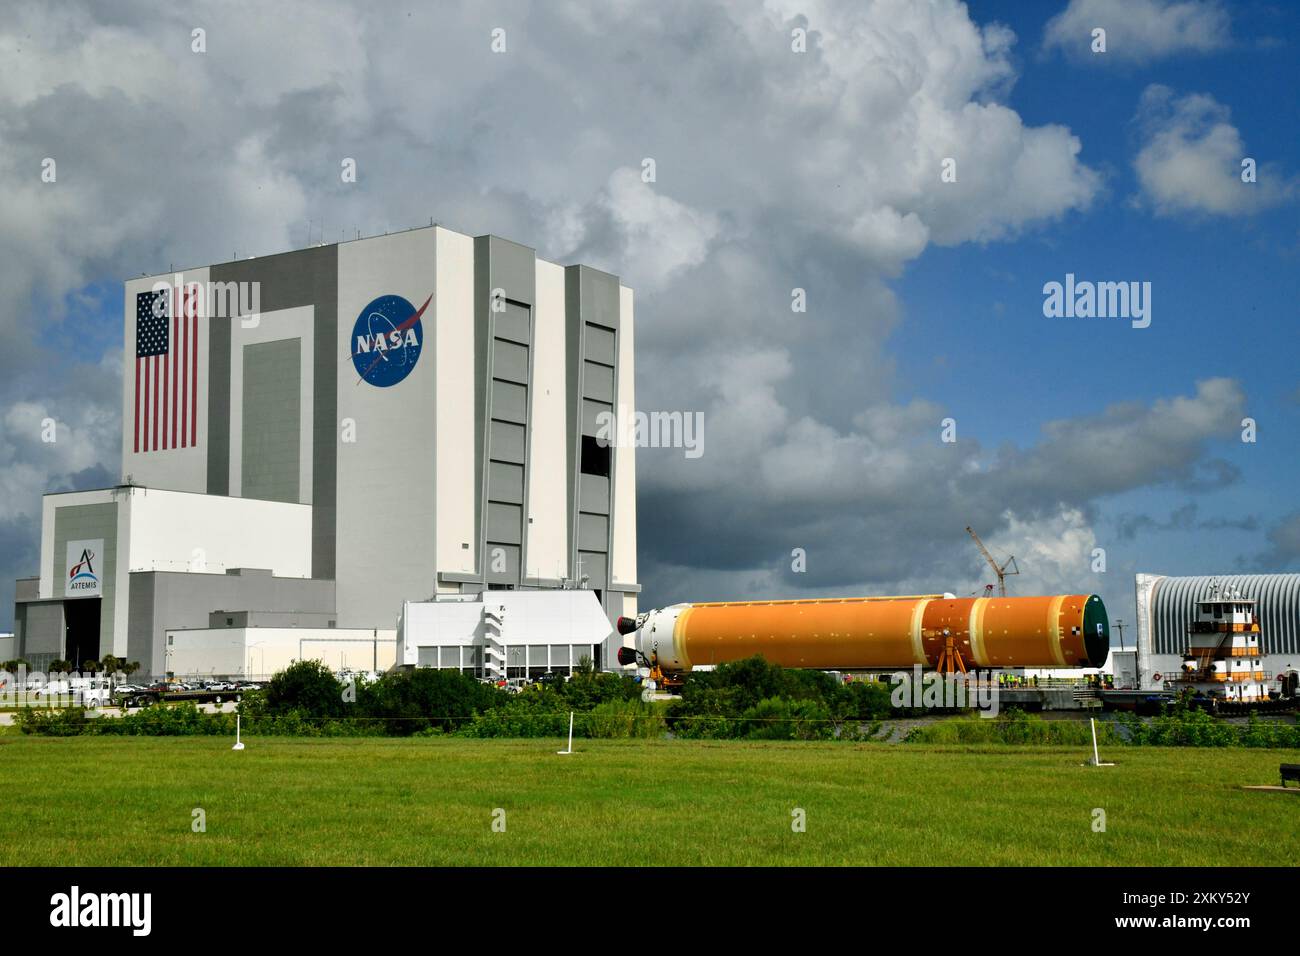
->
<box><xmin>229</xmin><ymin>640</ymin><xmax>246</xmax><ymax>681</ymax></box>
<box><xmin>1113</xmin><ymin>619</ymin><xmax>1126</xmax><ymax>651</ymax></box>
<box><xmin>246</xmin><ymin>640</ymin><xmax>266</xmax><ymax>680</ymax></box>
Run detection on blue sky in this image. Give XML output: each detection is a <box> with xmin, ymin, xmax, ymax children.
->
<box><xmin>892</xmin><ymin>0</ymin><xmax>1300</xmax><ymax>588</ymax></box>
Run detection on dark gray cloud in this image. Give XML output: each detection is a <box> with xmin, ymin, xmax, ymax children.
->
<box><xmin>1115</xmin><ymin>501</ymin><xmax>1259</xmax><ymax>541</ymax></box>
<box><xmin>1256</xmin><ymin>512</ymin><xmax>1300</xmax><ymax>571</ymax></box>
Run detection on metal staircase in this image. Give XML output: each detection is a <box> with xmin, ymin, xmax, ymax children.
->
<box><xmin>482</xmin><ymin>603</ymin><xmax>507</xmax><ymax>680</ymax></box>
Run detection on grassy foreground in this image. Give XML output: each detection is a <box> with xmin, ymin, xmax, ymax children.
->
<box><xmin>1</xmin><ymin>736</ymin><xmax>1296</xmax><ymax>866</ymax></box>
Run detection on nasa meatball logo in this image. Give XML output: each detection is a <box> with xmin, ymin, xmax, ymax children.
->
<box><xmin>350</xmin><ymin>292</ymin><xmax>431</xmax><ymax>387</ymax></box>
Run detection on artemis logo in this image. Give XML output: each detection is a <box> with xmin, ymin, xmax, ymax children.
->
<box><xmin>68</xmin><ymin>548</ymin><xmax>97</xmax><ymax>588</ymax></box>
<box><xmin>49</xmin><ymin>886</ymin><xmax>151</xmax><ymax>936</ymax></box>
<box><xmin>350</xmin><ymin>292</ymin><xmax>430</xmax><ymax>387</ymax></box>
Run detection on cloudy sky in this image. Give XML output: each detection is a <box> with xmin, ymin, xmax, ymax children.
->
<box><xmin>1</xmin><ymin>0</ymin><xmax>1296</xmax><ymax>637</ymax></box>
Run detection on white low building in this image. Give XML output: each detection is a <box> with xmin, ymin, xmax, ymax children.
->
<box><xmin>397</xmin><ymin>589</ymin><xmax>617</xmax><ymax>680</ymax></box>
<box><xmin>167</xmin><ymin>625</ymin><xmax>397</xmax><ymax>680</ymax></box>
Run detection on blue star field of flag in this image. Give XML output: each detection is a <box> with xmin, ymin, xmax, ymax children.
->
<box><xmin>136</xmin><ymin>290</ymin><xmax>170</xmax><ymax>358</ymax></box>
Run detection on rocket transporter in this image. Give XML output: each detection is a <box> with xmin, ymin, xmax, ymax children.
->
<box><xmin>616</xmin><ymin>593</ymin><xmax>1110</xmax><ymax>677</ymax></box>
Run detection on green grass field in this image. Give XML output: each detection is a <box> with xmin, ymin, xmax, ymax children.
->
<box><xmin>1</xmin><ymin>735</ymin><xmax>1296</xmax><ymax>866</ymax></box>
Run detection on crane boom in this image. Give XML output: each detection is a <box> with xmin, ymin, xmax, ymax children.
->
<box><xmin>965</xmin><ymin>525</ymin><xmax>1020</xmax><ymax>597</ymax></box>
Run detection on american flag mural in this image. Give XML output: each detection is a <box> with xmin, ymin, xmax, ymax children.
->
<box><xmin>135</xmin><ymin>285</ymin><xmax>199</xmax><ymax>453</ymax></box>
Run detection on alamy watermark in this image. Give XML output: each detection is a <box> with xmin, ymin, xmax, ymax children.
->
<box><xmin>890</xmin><ymin>666</ymin><xmax>1000</xmax><ymax>717</ymax></box>
<box><xmin>148</xmin><ymin>273</ymin><xmax>261</xmax><ymax>327</ymax></box>
<box><xmin>0</xmin><ymin>667</ymin><xmax>124</xmax><ymax>710</ymax></box>
<box><xmin>1042</xmin><ymin>273</ymin><xmax>1151</xmax><ymax>329</ymax></box>
<box><xmin>595</xmin><ymin>404</ymin><xmax>704</xmax><ymax>459</ymax></box>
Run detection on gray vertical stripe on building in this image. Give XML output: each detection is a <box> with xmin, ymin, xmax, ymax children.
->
<box><xmin>563</xmin><ymin>264</ymin><xmax>621</xmax><ymax>614</ymax></box>
<box><xmin>209</xmin><ymin>244</ymin><xmax>338</xmax><ymax>579</ymax></box>
<box><xmin>206</xmin><ymin>316</ymin><xmax>232</xmax><ymax>496</ymax></box>
<box><xmin>127</xmin><ymin>572</ymin><xmax>155</xmax><ymax>672</ymax></box>
<box><xmin>475</xmin><ymin>236</ymin><xmax>536</xmax><ymax>587</ymax></box>
<box><xmin>241</xmin><ymin>338</ymin><xmax>302</xmax><ymax>503</ymax></box>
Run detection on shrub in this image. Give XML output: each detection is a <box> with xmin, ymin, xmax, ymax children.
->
<box><xmin>667</xmin><ymin>687</ymin><xmax>739</xmax><ymax>739</ymax></box>
<box><xmin>740</xmin><ymin>696</ymin><xmax>834</xmax><ymax>741</ymax></box>
<box><xmin>263</xmin><ymin>660</ymin><xmax>347</xmax><ymax>718</ymax></box>
<box><xmin>358</xmin><ymin>668</ymin><xmax>502</xmax><ymax>735</ymax></box>
<box><xmin>557</xmin><ymin>671</ymin><xmax>642</xmax><ymax>709</ymax></box>
<box><xmin>16</xmin><ymin>706</ymin><xmax>94</xmax><ymax>736</ymax></box>
<box><xmin>1239</xmin><ymin>713</ymin><xmax>1300</xmax><ymax>748</ymax></box>
<box><xmin>111</xmin><ymin>703</ymin><xmax>233</xmax><ymax>736</ymax></box>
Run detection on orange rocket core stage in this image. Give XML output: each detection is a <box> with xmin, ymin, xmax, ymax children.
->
<box><xmin>661</xmin><ymin>594</ymin><xmax>1110</xmax><ymax>672</ymax></box>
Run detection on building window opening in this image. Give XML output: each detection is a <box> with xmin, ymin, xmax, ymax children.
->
<box><xmin>580</xmin><ymin>434</ymin><xmax>611</xmax><ymax>478</ymax></box>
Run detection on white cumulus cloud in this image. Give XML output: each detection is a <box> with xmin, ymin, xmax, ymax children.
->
<box><xmin>1044</xmin><ymin>0</ymin><xmax>1231</xmax><ymax>61</ymax></box>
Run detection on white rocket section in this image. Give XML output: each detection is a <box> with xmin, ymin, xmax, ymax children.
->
<box><xmin>121</xmin><ymin>267</ymin><xmax>211</xmax><ymax>494</ymax></box>
<box><xmin>335</xmin><ymin>230</ymin><xmax>439</xmax><ymax>627</ymax></box>
<box><xmin>633</xmin><ymin>604</ymin><xmax>690</xmax><ymax>669</ymax></box>
<box><xmin>526</xmin><ymin>259</ymin><xmax>569</xmax><ymax>583</ymax></box>
<box><xmin>435</xmin><ymin>226</ymin><xmax>477</xmax><ymax>576</ymax></box>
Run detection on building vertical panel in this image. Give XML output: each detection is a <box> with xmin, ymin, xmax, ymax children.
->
<box><xmin>476</xmin><ymin>236</ymin><xmax>536</xmax><ymax>587</ymax></box>
<box><xmin>565</xmin><ymin>265</ymin><xmax>621</xmax><ymax>613</ymax></box>
<box><xmin>208</xmin><ymin>246</ymin><xmax>336</xmax><ymax>577</ymax></box>
<box><xmin>335</xmin><ymin>231</ymin><xmax>438</xmax><ymax>627</ymax></box>
<box><xmin>612</xmin><ymin>284</ymin><xmax>637</xmax><ymax>589</ymax></box>
<box><xmin>526</xmin><ymin>259</ymin><xmax>569</xmax><ymax>584</ymax></box>
<box><xmin>435</xmin><ymin>227</ymin><xmax>477</xmax><ymax>575</ymax></box>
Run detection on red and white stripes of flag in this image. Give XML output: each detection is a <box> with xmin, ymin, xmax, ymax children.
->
<box><xmin>135</xmin><ymin>283</ymin><xmax>199</xmax><ymax>454</ymax></box>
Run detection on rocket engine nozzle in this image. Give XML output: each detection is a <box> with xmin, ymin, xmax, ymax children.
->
<box><xmin>615</xmin><ymin>616</ymin><xmax>640</xmax><ymax>635</ymax></box>
<box><xmin>616</xmin><ymin>646</ymin><xmax>639</xmax><ymax>666</ymax></box>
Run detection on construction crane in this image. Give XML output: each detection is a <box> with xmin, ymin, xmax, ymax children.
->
<box><xmin>965</xmin><ymin>526</ymin><xmax>1020</xmax><ymax>598</ymax></box>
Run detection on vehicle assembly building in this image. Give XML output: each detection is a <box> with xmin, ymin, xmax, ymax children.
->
<box><xmin>1134</xmin><ymin>573</ymin><xmax>1300</xmax><ymax>691</ymax></box>
<box><xmin>11</xmin><ymin>224</ymin><xmax>639</xmax><ymax>678</ymax></box>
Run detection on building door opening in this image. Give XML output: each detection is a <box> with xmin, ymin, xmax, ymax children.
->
<box><xmin>63</xmin><ymin>598</ymin><xmax>101</xmax><ymax>669</ymax></box>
